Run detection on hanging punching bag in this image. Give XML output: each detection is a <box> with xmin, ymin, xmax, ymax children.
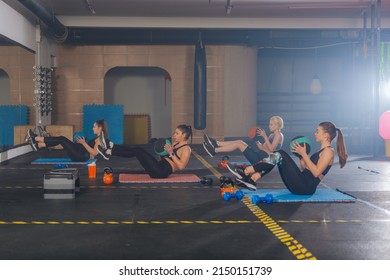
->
<box><xmin>194</xmin><ymin>37</ymin><xmax>207</xmax><ymax>130</ymax></box>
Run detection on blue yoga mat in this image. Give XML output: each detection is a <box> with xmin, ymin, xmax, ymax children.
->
<box><xmin>31</xmin><ymin>158</ymin><xmax>96</xmax><ymax>165</ymax></box>
<box><xmin>230</xmin><ymin>161</ymin><xmax>251</xmax><ymax>166</ymax></box>
<box><xmin>241</xmin><ymin>188</ymin><xmax>356</xmax><ymax>203</ymax></box>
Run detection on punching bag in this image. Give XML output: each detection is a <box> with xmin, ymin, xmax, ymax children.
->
<box><xmin>194</xmin><ymin>37</ymin><xmax>207</xmax><ymax>130</ymax></box>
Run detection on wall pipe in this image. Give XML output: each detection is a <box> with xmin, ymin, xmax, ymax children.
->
<box><xmin>17</xmin><ymin>0</ymin><xmax>68</xmax><ymax>42</ymax></box>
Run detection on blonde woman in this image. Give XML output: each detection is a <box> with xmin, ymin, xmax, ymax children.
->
<box><xmin>203</xmin><ymin>116</ymin><xmax>284</xmax><ymax>165</ymax></box>
<box><xmin>235</xmin><ymin>121</ymin><xmax>348</xmax><ymax>193</ymax></box>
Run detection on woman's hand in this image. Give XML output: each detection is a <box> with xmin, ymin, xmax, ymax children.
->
<box><xmin>164</xmin><ymin>143</ymin><xmax>174</xmax><ymax>156</ymax></box>
<box><xmin>76</xmin><ymin>136</ymin><xmax>86</xmax><ymax>145</ymax></box>
<box><xmin>258</xmin><ymin>128</ymin><xmax>266</xmax><ymax>138</ymax></box>
<box><xmin>291</xmin><ymin>141</ymin><xmax>307</xmax><ymax>157</ymax></box>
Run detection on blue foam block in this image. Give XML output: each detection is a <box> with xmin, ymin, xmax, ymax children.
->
<box><xmin>242</xmin><ymin>188</ymin><xmax>356</xmax><ymax>203</ymax></box>
<box><xmin>83</xmin><ymin>105</ymin><xmax>124</xmax><ymax>144</ymax></box>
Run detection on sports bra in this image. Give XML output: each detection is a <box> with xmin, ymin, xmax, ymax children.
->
<box><xmin>163</xmin><ymin>143</ymin><xmax>190</xmax><ymax>161</ymax></box>
<box><xmin>309</xmin><ymin>146</ymin><xmax>332</xmax><ymax>176</ymax></box>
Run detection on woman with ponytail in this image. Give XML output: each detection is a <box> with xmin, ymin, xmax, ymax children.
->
<box><xmin>98</xmin><ymin>124</ymin><xmax>192</xmax><ymax>179</ymax></box>
<box><xmin>27</xmin><ymin>119</ymin><xmax>109</xmax><ymax>162</ymax></box>
<box><xmin>233</xmin><ymin>121</ymin><xmax>348</xmax><ymax>194</ymax></box>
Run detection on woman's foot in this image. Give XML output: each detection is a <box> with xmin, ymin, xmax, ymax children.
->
<box><xmin>27</xmin><ymin>129</ymin><xmax>39</xmax><ymax>151</ymax></box>
<box><xmin>27</xmin><ymin>129</ymin><xmax>37</xmax><ymax>139</ymax></box>
<box><xmin>227</xmin><ymin>162</ymin><xmax>246</xmax><ymax>179</ymax></box>
<box><xmin>202</xmin><ymin>141</ymin><xmax>216</xmax><ymax>157</ymax></box>
<box><xmin>235</xmin><ymin>177</ymin><xmax>257</xmax><ymax>191</ymax></box>
<box><xmin>29</xmin><ymin>138</ymin><xmax>39</xmax><ymax>151</ymax></box>
<box><xmin>204</xmin><ymin>134</ymin><xmax>218</xmax><ymax>148</ymax></box>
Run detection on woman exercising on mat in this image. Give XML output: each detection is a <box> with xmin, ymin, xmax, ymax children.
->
<box><xmin>202</xmin><ymin>115</ymin><xmax>284</xmax><ymax>164</ymax></box>
<box><xmin>233</xmin><ymin>121</ymin><xmax>348</xmax><ymax>194</ymax></box>
<box><xmin>27</xmin><ymin>119</ymin><xmax>109</xmax><ymax>162</ymax></box>
<box><xmin>97</xmin><ymin>124</ymin><xmax>192</xmax><ymax>179</ymax></box>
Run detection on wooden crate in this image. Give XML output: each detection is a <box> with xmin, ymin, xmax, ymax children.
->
<box><xmin>14</xmin><ymin>125</ymin><xmax>36</xmax><ymax>145</ymax></box>
<box><xmin>45</xmin><ymin>125</ymin><xmax>74</xmax><ymax>149</ymax></box>
<box><xmin>123</xmin><ymin>114</ymin><xmax>151</xmax><ymax>144</ymax></box>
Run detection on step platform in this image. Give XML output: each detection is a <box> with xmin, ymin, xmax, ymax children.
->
<box><xmin>43</xmin><ymin>168</ymin><xmax>80</xmax><ymax>199</ymax></box>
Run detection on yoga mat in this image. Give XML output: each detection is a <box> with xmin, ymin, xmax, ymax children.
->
<box><xmin>119</xmin><ymin>173</ymin><xmax>201</xmax><ymax>184</ymax></box>
<box><xmin>241</xmin><ymin>188</ymin><xmax>356</xmax><ymax>203</ymax></box>
<box><xmin>31</xmin><ymin>158</ymin><xmax>97</xmax><ymax>165</ymax></box>
<box><xmin>229</xmin><ymin>161</ymin><xmax>251</xmax><ymax>166</ymax></box>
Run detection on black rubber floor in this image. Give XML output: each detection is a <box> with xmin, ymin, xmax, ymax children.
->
<box><xmin>1</xmin><ymin>144</ymin><xmax>390</xmax><ymax>260</ymax></box>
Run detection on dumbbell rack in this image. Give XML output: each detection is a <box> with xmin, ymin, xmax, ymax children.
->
<box><xmin>33</xmin><ymin>66</ymin><xmax>53</xmax><ymax>116</ymax></box>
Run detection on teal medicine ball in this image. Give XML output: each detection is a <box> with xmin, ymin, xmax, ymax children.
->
<box><xmin>154</xmin><ymin>138</ymin><xmax>171</xmax><ymax>156</ymax></box>
<box><xmin>290</xmin><ymin>136</ymin><xmax>311</xmax><ymax>157</ymax></box>
<box><xmin>73</xmin><ymin>131</ymin><xmax>86</xmax><ymax>142</ymax></box>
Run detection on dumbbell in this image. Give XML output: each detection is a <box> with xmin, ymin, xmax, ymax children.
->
<box><xmin>217</xmin><ymin>155</ymin><xmax>230</xmax><ymax>168</ymax></box>
<box><xmin>251</xmin><ymin>194</ymin><xmax>274</xmax><ymax>204</ymax></box>
<box><xmin>219</xmin><ymin>176</ymin><xmax>234</xmax><ymax>188</ymax></box>
<box><xmin>223</xmin><ymin>190</ymin><xmax>244</xmax><ymax>201</ymax></box>
<box><xmin>200</xmin><ymin>176</ymin><xmax>213</xmax><ymax>185</ymax></box>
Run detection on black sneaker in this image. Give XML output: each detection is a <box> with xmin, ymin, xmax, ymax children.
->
<box><xmin>202</xmin><ymin>141</ymin><xmax>216</xmax><ymax>157</ymax></box>
<box><xmin>27</xmin><ymin>129</ymin><xmax>37</xmax><ymax>140</ymax></box>
<box><xmin>227</xmin><ymin>162</ymin><xmax>243</xmax><ymax>179</ymax></box>
<box><xmin>204</xmin><ymin>134</ymin><xmax>218</xmax><ymax>148</ymax></box>
<box><xmin>29</xmin><ymin>138</ymin><xmax>38</xmax><ymax>151</ymax></box>
<box><xmin>99</xmin><ymin>131</ymin><xmax>107</xmax><ymax>150</ymax></box>
<box><xmin>98</xmin><ymin>145</ymin><xmax>111</xmax><ymax>160</ymax></box>
<box><xmin>236</xmin><ymin>178</ymin><xmax>257</xmax><ymax>191</ymax></box>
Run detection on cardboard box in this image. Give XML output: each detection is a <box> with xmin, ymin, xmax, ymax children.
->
<box><xmin>14</xmin><ymin>125</ymin><xmax>36</xmax><ymax>145</ymax></box>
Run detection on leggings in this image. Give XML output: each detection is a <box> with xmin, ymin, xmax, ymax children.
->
<box><xmin>243</xmin><ymin>146</ymin><xmax>268</xmax><ymax>165</ymax></box>
<box><xmin>253</xmin><ymin>150</ymin><xmax>319</xmax><ymax>195</ymax></box>
<box><xmin>44</xmin><ymin>136</ymin><xmax>90</xmax><ymax>162</ymax></box>
<box><xmin>112</xmin><ymin>145</ymin><xmax>173</xmax><ymax>178</ymax></box>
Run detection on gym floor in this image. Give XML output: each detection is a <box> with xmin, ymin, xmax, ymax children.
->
<box><xmin>0</xmin><ymin>144</ymin><xmax>390</xmax><ymax>260</ymax></box>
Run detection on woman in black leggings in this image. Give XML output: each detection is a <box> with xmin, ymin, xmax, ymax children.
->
<box><xmin>98</xmin><ymin>124</ymin><xmax>192</xmax><ymax>179</ymax></box>
<box><xmin>28</xmin><ymin>119</ymin><xmax>109</xmax><ymax>162</ymax></box>
<box><xmin>236</xmin><ymin>121</ymin><xmax>348</xmax><ymax>194</ymax></box>
<box><xmin>202</xmin><ymin>116</ymin><xmax>284</xmax><ymax>164</ymax></box>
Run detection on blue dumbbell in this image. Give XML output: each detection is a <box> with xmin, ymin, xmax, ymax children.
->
<box><xmin>54</xmin><ymin>164</ymin><xmax>68</xmax><ymax>169</ymax></box>
<box><xmin>223</xmin><ymin>190</ymin><xmax>244</xmax><ymax>201</ymax></box>
<box><xmin>251</xmin><ymin>194</ymin><xmax>274</xmax><ymax>204</ymax></box>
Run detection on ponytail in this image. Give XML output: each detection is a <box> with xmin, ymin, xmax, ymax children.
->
<box><xmin>319</xmin><ymin>121</ymin><xmax>348</xmax><ymax>168</ymax></box>
<box><xmin>336</xmin><ymin>128</ymin><xmax>348</xmax><ymax>168</ymax></box>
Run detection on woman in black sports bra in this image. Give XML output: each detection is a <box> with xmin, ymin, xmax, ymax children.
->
<box><xmin>98</xmin><ymin>124</ymin><xmax>192</xmax><ymax>178</ymax></box>
<box><xmin>235</xmin><ymin>121</ymin><xmax>348</xmax><ymax>195</ymax></box>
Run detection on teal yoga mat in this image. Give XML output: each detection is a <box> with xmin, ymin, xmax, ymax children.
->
<box><xmin>229</xmin><ymin>161</ymin><xmax>251</xmax><ymax>166</ymax></box>
<box><xmin>241</xmin><ymin>188</ymin><xmax>356</xmax><ymax>203</ymax></box>
<box><xmin>31</xmin><ymin>158</ymin><xmax>96</xmax><ymax>165</ymax></box>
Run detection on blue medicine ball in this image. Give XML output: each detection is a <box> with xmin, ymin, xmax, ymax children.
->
<box><xmin>290</xmin><ymin>136</ymin><xmax>311</xmax><ymax>157</ymax></box>
<box><xmin>73</xmin><ymin>131</ymin><xmax>86</xmax><ymax>142</ymax></box>
<box><xmin>154</xmin><ymin>138</ymin><xmax>172</xmax><ymax>156</ymax></box>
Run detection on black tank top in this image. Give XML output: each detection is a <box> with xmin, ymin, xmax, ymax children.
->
<box><xmin>162</xmin><ymin>143</ymin><xmax>190</xmax><ymax>161</ymax></box>
<box><xmin>309</xmin><ymin>146</ymin><xmax>332</xmax><ymax>176</ymax></box>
